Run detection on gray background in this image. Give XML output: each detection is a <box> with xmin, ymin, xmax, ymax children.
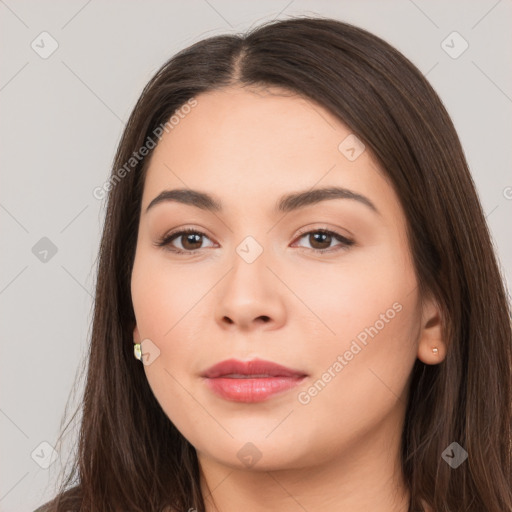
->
<box><xmin>1</xmin><ymin>1</ymin><xmax>511</xmax><ymax>510</ymax></box>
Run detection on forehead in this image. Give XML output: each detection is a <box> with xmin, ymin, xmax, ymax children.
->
<box><xmin>158</xmin><ymin>85</ymin><xmax>351</xmax><ymax>163</ymax></box>
<box><xmin>141</xmin><ymin>86</ymin><xmax>394</xmax><ymax>218</ymax></box>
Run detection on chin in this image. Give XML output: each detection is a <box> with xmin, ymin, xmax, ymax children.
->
<box><xmin>194</xmin><ymin>434</ymin><xmax>315</xmax><ymax>471</ymax></box>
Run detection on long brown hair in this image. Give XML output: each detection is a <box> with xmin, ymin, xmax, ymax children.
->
<box><xmin>36</xmin><ymin>15</ymin><xmax>512</xmax><ymax>512</ymax></box>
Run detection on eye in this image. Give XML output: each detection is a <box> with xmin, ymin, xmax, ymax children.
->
<box><xmin>155</xmin><ymin>227</ymin><xmax>354</xmax><ymax>255</ymax></box>
<box><xmin>155</xmin><ymin>228</ymin><xmax>215</xmax><ymax>254</ymax></box>
<box><xmin>292</xmin><ymin>228</ymin><xmax>354</xmax><ymax>253</ymax></box>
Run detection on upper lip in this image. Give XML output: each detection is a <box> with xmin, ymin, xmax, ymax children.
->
<box><xmin>201</xmin><ymin>358</ymin><xmax>308</xmax><ymax>378</ymax></box>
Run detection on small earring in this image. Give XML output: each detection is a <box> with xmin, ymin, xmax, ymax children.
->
<box><xmin>432</xmin><ymin>347</ymin><xmax>439</xmax><ymax>355</ymax></box>
<box><xmin>134</xmin><ymin>342</ymin><xmax>142</xmax><ymax>361</ymax></box>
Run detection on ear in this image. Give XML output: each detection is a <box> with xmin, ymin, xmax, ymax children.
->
<box><xmin>133</xmin><ymin>324</ymin><xmax>141</xmax><ymax>344</ymax></box>
<box><xmin>417</xmin><ymin>295</ymin><xmax>446</xmax><ymax>365</ymax></box>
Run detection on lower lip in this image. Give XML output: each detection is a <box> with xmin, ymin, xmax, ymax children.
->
<box><xmin>204</xmin><ymin>376</ymin><xmax>306</xmax><ymax>403</ymax></box>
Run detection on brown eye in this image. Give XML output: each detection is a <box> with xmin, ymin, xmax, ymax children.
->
<box><xmin>177</xmin><ymin>232</ymin><xmax>203</xmax><ymax>251</ymax></box>
<box><xmin>156</xmin><ymin>228</ymin><xmax>354</xmax><ymax>255</ymax></box>
<box><xmin>294</xmin><ymin>229</ymin><xmax>354</xmax><ymax>253</ymax></box>
<box><xmin>308</xmin><ymin>232</ymin><xmax>333</xmax><ymax>250</ymax></box>
<box><xmin>156</xmin><ymin>229</ymin><xmax>215</xmax><ymax>254</ymax></box>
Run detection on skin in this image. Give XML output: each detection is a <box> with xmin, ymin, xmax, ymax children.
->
<box><xmin>131</xmin><ymin>85</ymin><xmax>445</xmax><ymax>512</ymax></box>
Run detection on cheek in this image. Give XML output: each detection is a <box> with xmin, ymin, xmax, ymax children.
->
<box><xmin>290</xmin><ymin>299</ymin><xmax>419</xmax><ymax>463</ymax></box>
<box><xmin>130</xmin><ymin>251</ymin><xmax>207</xmax><ymax>389</ymax></box>
<box><xmin>131</xmin><ymin>255</ymin><xmax>210</xmax><ymax>433</ymax></box>
<box><xmin>292</xmin><ymin>247</ymin><xmax>419</xmax><ymax>418</ymax></box>
<box><xmin>291</xmin><ymin>240</ymin><xmax>415</xmax><ymax>344</ymax></box>
<box><xmin>131</xmin><ymin>248</ymin><xmax>212</xmax><ymax>343</ymax></box>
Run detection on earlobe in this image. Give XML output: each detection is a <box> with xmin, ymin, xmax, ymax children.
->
<box><xmin>417</xmin><ymin>297</ymin><xmax>446</xmax><ymax>365</ymax></box>
<box><xmin>132</xmin><ymin>325</ymin><xmax>143</xmax><ymax>361</ymax></box>
<box><xmin>418</xmin><ymin>342</ymin><xmax>445</xmax><ymax>365</ymax></box>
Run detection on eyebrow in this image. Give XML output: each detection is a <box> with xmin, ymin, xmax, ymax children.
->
<box><xmin>145</xmin><ymin>186</ymin><xmax>379</xmax><ymax>215</ymax></box>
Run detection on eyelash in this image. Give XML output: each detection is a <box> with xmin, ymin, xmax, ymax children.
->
<box><xmin>155</xmin><ymin>227</ymin><xmax>355</xmax><ymax>255</ymax></box>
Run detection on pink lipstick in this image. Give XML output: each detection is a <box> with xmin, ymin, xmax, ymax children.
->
<box><xmin>201</xmin><ymin>358</ymin><xmax>307</xmax><ymax>403</ymax></box>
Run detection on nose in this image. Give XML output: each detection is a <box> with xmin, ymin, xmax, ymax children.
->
<box><xmin>214</xmin><ymin>244</ymin><xmax>286</xmax><ymax>332</ymax></box>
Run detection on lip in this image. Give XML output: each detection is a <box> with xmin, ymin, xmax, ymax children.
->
<box><xmin>201</xmin><ymin>358</ymin><xmax>308</xmax><ymax>403</ymax></box>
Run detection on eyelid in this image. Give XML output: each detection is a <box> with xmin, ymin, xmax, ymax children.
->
<box><xmin>155</xmin><ymin>226</ymin><xmax>217</xmax><ymax>253</ymax></box>
<box><xmin>291</xmin><ymin>226</ymin><xmax>354</xmax><ymax>253</ymax></box>
<box><xmin>155</xmin><ymin>224</ymin><xmax>355</xmax><ymax>255</ymax></box>
<box><xmin>293</xmin><ymin>224</ymin><xmax>354</xmax><ymax>242</ymax></box>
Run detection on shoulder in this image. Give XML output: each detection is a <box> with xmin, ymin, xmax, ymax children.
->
<box><xmin>33</xmin><ymin>485</ymin><xmax>82</xmax><ymax>512</ymax></box>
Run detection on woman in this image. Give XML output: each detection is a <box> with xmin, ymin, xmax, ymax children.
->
<box><xmin>36</xmin><ymin>15</ymin><xmax>512</xmax><ymax>512</ymax></box>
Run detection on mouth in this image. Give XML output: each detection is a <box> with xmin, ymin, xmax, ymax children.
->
<box><xmin>200</xmin><ymin>358</ymin><xmax>308</xmax><ymax>403</ymax></box>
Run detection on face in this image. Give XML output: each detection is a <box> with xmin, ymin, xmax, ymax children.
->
<box><xmin>130</xmin><ymin>85</ymin><xmax>439</xmax><ymax>472</ymax></box>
